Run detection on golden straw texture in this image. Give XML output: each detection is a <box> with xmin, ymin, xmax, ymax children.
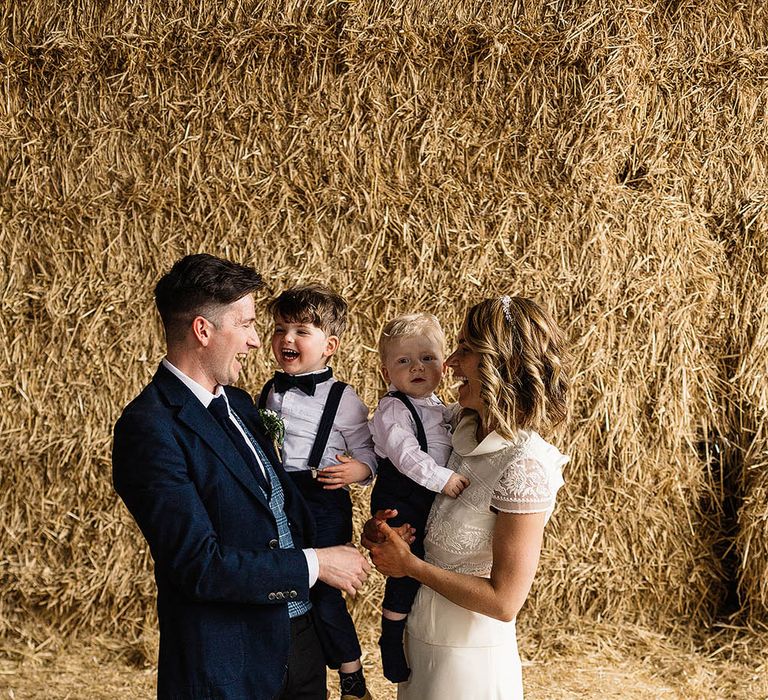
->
<box><xmin>1</xmin><ymin>0</ymin><xmax>767</xmax><ymax>656</ymax></box>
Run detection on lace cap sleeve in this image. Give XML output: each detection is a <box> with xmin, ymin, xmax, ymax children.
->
<box><xmin>490</xmin><ymin>451</ymin><xmax>566</xmax><ymax>517</ymax></box>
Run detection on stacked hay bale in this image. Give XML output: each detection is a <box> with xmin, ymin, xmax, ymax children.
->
<box><xmin>730</xmin><ymin>206</ymin><xmax>768</xmax><ymax>630</ymax></box>
<box><xmin>1</xmin><ymin>0</ymin><xmax>766</xmax><ymax>653</ymax></box>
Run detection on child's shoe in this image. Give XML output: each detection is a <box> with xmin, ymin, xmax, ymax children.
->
<box><xmin>339</xmin><ymin>668</ymin><xmax>371</xmax><ymax>699</ymax></box>
<box><xmin>341</xmin><ymin>692</ymin><xmax>372</xmax><ymax>700</ymax></box>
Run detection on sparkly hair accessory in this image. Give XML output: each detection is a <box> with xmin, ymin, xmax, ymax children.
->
<box><xmin>500</xmin><ymin>295</ymin><xmax>513</xmax><ymax>323</ymax></box>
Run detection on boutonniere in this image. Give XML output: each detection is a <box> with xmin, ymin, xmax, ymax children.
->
<box><xmin>258</xmin><ymin>409</ymin><xmax>285</xmax><ymax>457</ymax></box>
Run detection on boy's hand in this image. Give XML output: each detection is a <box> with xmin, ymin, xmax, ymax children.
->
<box><xmin>317</xmin><ymin>454</ymin><xmax>372</xmax><ymax>489</ymax></box>
<box><xmin>441</xmin><ymin>473</ymin><xmax>470</xmax><ymax>498</ymax></box>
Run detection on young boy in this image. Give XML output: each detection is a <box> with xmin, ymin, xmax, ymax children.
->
<box><xmin>260</xmin><ymin>283</ymin><xmax>377</xmax><ymax>700</ymax></box>
<box><xmin>369</xmin><ymin>313</ymin><xmax>470</xmax><ymax>683</ymax></box>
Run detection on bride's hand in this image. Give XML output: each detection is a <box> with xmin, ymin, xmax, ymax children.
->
<box><xmin>369</xmin><ymin>520</ymin><xmax>416</xmax><ymax>578</ymax></box>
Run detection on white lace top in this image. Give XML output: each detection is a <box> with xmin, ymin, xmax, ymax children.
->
<box><xmin>423</xmin><ymin>413</ymin><xmax>568</xmax><ymax>577</ymax></box>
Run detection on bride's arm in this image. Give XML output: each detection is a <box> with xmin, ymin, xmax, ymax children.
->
<box><xmin>369</xmin><ymin>511</ymin><xmax>546</xmax><ymax>622</ymax></box>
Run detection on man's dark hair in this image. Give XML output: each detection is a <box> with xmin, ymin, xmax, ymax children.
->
<box><xmin>268</xmin><ymin>283</ymin><xmax>348</xmax><ymax>337</ymax></box>
<box><xmin>154</xmin><ymin>254</ymin><xmax>263</xmax><ymax>342</ymax></box>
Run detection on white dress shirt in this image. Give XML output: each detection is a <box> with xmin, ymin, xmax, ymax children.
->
<box><xmin>265</xmin><ymin>371</ymin><xmax>377</xmax><ymax>482</ymax></box>
<box><xmin>161</xmin><ymin>358</ymin><xmax>319</xmax><ymax>584</ymax></box>
<box><xmin>370</xmin><ymin>390</ymin><xmax>456</xmax><ymax>493</ymax></box>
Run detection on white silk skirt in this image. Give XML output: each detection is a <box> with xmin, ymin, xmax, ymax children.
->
<box><xmin>397</xmin><ymin>586</ymin><xmax>523</xmax><ymax>700</ymax></box>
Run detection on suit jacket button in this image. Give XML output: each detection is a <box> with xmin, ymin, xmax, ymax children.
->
<box><xmin>268</xmin><ymin>592</ymin><xmax>276</xmax><ymax>601</ymax></box>
<box><xmin>289</xmin><ymin>590</ymin><xmax>297</xmax><ymax>599</ymax></box>
<box><xmin>268</xmin><ymin>539</ymin><xmax>279</xmax><ymax>549</ymax></box>
<box><xmin>276</xmin><ymin>592</ymin><xmax>284</xmax><ymax>600</ymax></box>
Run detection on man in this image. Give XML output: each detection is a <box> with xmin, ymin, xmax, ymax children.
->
<box><xmin>113</xmin><ymin>254</ymin><xmax>370</xmax><ymax>700</ymax></box>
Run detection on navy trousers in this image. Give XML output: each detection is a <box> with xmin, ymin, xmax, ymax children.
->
<box><xmin>370</xmin><ymin>460</ymin><xmax>436</xmax><ymax>614</ymax></box>
<box><xmin>279</xmin><ymin>611</ymin><xmax>326</xmax><ymax>700</ymax></box>
<box><xmin>289</xmin><ymin>471</ymin><xmax>362</xmax><ymax>668</ymax></box>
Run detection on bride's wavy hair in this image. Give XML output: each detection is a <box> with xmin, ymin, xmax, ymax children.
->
<box><xmin>462</xmin><ymin>297</ymin><xmax>569</xmax><ymax>439</ymax></box>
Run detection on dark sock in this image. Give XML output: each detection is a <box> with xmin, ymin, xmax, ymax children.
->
<box><xmin>379</xmin><ymin>616</ymin><xmax>410</xmax><ymax>683</ymax></box>
<box><xmin>339</xmin><ymin>668</ymin><xmax>366</xmax><ymax>698</ymax></box>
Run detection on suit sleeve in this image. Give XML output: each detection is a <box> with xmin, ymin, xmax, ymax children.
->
<box><xmin>112</xmin><ymin>407</ymin><xmax>310</xmax><ymax>605</ymax></box>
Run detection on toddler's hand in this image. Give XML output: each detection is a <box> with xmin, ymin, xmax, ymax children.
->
<box><xmin>441</xmin><ymin>473</ymin><xmax>470</xmax><ymax>498</ymax></box>
<box><xmin>362</xmin><ymin>509</ymin><xmax>394</xmax><ymax>546</ymax></box>
<box><xmin>361</xmin><ymin>509</ymin><xmax>416</xmax><ymax>549</ymax></box>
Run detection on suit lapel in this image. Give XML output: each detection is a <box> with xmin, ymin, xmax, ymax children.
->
<box><xmin>228</xmin><ymin>390</ymin><xmax>311</xmax><ymax>529</ymax></box>
<box><xmin>153</xmin><ymin>366</ymin><xmax>271</xmax><ymax>511</ymax></box>
<box><xmin>227</xmin><ymin>389</ymin><xmax>296</xmax><ymax>494</ymax></box>
<box><xmin>231</xmin><ymin>394</ymin><xmax>280</xmax><ymax>463</ymax></box>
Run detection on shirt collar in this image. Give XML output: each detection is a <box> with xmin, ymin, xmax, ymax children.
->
<box><xmin>293</xmin><ymin>367</ymin><xmax>332</xmax><ymax>376</ymax></box>
<box><xmin>386</xmin><ymin>385</ymin><xmax>441</xmax><ymax>405</ymax></box>
<box><xmin>452</xmin><ymin>413</ymin><xmax>524</xmax><ymax>456</ymax></box>
<box><xmin>162</xmin><ymin>357</ymin><xmax>226</xmax><ymax>408</ymax></box>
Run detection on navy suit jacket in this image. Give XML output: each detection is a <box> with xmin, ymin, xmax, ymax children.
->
<box><xmin>112</xmin><ymin>364</ymin><xmax>316</xmax><ymax>699</ymax></box>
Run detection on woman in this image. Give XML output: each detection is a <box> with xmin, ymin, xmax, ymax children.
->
<box><xmin>364</xmin><ymin>296</ymin><xmax>570</xmax><ymax>699</ymax></box>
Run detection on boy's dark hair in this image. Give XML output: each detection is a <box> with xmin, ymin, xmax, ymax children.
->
<box><xmin>268</xmin><ymin>283</ymin><xmax>348</xmax><ymax>337</ymax></box>
<box><xmin>154</xmin><ymin>254</ymin><xmax>263</xmax><ymax>342</ymax></box>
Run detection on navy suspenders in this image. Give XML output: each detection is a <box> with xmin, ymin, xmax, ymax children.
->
<box><xmin>370</xmin><ymin>391</ymin><xmax>436</xmax><ymax>518</ymax></box>
<box><xmin>259</xmin><ymin>378</ymin><xmax>349</xmax><ymax>471</ymax></box>
<box><xmin>307</xmin><ymin>381</ymin><xmax>348</xmax><ymax>469</ymax></box>
<box><xmin>385</xmin><ymin>391</ymin><xmax>429</xmax><ymax>452</ymax></box>
<box><xmin>257</xmin><ymin>379</ymin><xmax>274</xmax><ymax>410</ymax></box>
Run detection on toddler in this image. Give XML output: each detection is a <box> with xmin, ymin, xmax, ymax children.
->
<box><xmin>369</xmin><ymin>313</ymin><xmax>469</xmax><ymax>683</ymax></box>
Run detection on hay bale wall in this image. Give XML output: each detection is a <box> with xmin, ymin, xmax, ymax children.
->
<box><xmin>2</xmin><ymin>0</ymin><xmax>767</xmax><ymax>648</ymax></box>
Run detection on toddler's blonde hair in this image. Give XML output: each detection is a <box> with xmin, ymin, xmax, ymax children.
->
<box><xmin>378</xmin><ymin>313</ymin><xmax>445</xmax><ymax>361</ymax></box>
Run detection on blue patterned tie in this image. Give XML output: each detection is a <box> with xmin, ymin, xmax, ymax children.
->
<box><xmin>208</xmin><ymin>396</ymin><xmax>271</xmax><ymax>496</ymax></box>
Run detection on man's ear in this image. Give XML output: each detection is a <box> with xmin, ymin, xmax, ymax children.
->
<box><xmin>323</xmin><ymin>335</ymin><xmax>340</xmax><ymax>357</ymax></box>
<box><xmin>192</xmin><ymin>316</ymin><xmax>212</xmax><ymax>346</ymax></box>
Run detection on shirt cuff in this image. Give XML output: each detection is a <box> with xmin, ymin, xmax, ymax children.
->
<box><xmin>425</xmin><ymin>465</ymin><xmax>454</xmax><ymax>494</ymax></box>
<box><xmin>304</xmin><ymin>548</ymin><xmax>319</xmax><ymax>587</ymax></box>
<box><xmin>358</xmin><ymin>461</ymin><xmax>377</xmax><ymax>485</ymax></box>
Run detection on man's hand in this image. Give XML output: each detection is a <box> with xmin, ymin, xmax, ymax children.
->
<box><xmin>316</xmin><ymin>454</ymin><xmax>372</xmax><ymax>489</ymax></box>
<box><xmin>316</xmin><ymin>544</ymin><xmax>371</xmax><ymax>596</ymax></box>
<box><xmin>360</xmin><ymin>509</ymin><xmax>416</xmax><ymax>550</ymax></box>
<box><xmin>441</xmin><ymin>473</ymin><xmax>470</xmax><ymax>498</ymax></box>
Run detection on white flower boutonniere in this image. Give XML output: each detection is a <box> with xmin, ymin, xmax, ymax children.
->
<box><xmin>258</xmin><ymin>408</ymin><xmax>285</xmax><ymax>456</ymax></box>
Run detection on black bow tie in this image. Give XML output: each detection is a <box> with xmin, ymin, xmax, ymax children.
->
<box><xmin>273</xmin><ymin>368</ymin><xmax>333</xmax><ymax>396</ymax></box>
